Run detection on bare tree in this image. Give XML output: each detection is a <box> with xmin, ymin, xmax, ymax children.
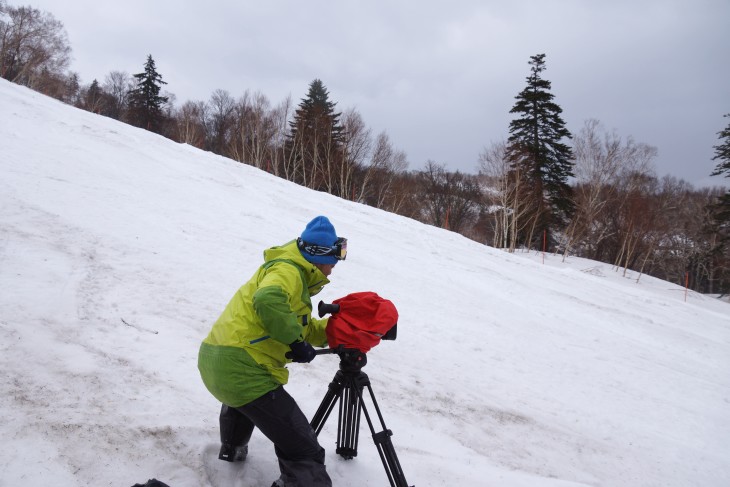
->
<box><xmin>247</xmin><ymin>91</ymin><xmax>276</xmax><ymax>170</ymax></box>
<box><xmin>0</xmin><ymin>5</ymin><xmax>70</xmax><ymax>88</ymax></box>
<box><xmin>173</xmin><ymin>100</ymin><xmax>207</xmax><ymax>148</ymax></box>
<box><xmin>103</xmin><ymin>71</ymin><xmax>134</xmax><ymax>120</ymax></box>
<box><xmin>229</xmin><ymin>90</ymin><xmax>276</xmax><ymax>170</ymax></box>
<box><xmin>566</xmin><ymin>120</ymin><xmax>657</xmax><ymax>263</ymax></box>
<box><xmin>419</xmin><ymin>161</ymin><xmax>481</xmax><ymax>234</ymax></box>
<box><xmin>627</xmin><ymin>179</ymin><xmax>729</xmax><ymax>292</ymax></box>
<box><xmin>338</xmin><ymin>108</ymin><xmax>372</xmax><ymax>199</ymax></box>
<box><xmin>478</xmin><ymin>140</ymin><xmax>545</xmax><ymax>251</ymax></box>
<box><xmin>632</xmin><ymin>176</ymin><xmax>681</xmax><ymax>281</ymax></box>
<box><xmin>387</xmin><ymin>171</ymin><xmax>427</xmax><ymax>220</ymax></box>
<box><xmin>479</xmin><ymin>141</ymin><xmax>512</xmax><ymax>248</ymax></box>
<box><xmin>562</xmin><ymin>120</ymin><xmax>624</xmax><ymax>257</ymax></box>
<box><xmin>506</xmin><ymin>149</ymin><xmax>543</xmax><ymax>252</ymax></box>
<box><xmin>207</xmin><ymin>89</ymin><xmax>235</xmax><ymax>155</ymax></box>
<box><xmin>270</xmin><ymin>95</ymin><xmax>293</xmax><ymax>178</ymax></box>
<box><xmin>359</xmin><ymin>131</ymin><xmax>408</xmax><ymax>211</ymax></box>
<box><xmin>31</xmin><ymin>68</ymin><xmax>77</xmax><ymax>103</ymax></box>
<box><xmin>611</xmin><ymin>171</ymin><xmax>660</xmax><ymax>276</ymax></box>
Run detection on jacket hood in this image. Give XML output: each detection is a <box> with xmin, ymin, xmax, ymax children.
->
<box><xmin>262</xmin><ymin>240</ymin><xmax>330</xmax><ymax>295</ymax></box>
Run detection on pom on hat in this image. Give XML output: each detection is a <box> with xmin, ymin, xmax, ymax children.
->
<box><xmin>299</xmin><ymin>216</ymin><xmax>339</xmax><ymax>265</ymax></box>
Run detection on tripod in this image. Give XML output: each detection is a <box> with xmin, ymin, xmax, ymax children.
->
<box><xmin>310</xmin><ymin>347</ymin><xmax>413</xmax><ymax>487</ymax></box>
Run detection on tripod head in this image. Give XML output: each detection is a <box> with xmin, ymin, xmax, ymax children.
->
<box><xmin>315</xmin><ymin>345</ymin><xmax>367</xmax><ymax>373</ymax></box>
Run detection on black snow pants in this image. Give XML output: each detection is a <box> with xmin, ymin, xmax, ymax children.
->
<box><xmin>219</xmin><ymin>386</ymin><xmax>332</xmax><ymax>487</ymax></box>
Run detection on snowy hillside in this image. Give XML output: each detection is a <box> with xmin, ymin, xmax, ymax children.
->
<box><xmin>1</xmin><ymin>78</ymin><xmax>729</xmax><ymax>487</ymax></box>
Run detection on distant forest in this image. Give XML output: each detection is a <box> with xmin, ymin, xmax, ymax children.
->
<box><xmin>3</xmin><ymin>2</ymin><xmax>730</xmax><ymax>295</ymax></box>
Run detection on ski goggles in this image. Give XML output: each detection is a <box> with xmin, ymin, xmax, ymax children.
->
<box><xmin>297</xmin><ymin>237</ymin><xmax>348</xmax><ymax>261</ymax></box>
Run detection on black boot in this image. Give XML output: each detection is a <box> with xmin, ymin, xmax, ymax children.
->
<box><xmin>218</xmin><ymin>443</ymin><xmax>248</xmax><ymax>462</ymax></box>
<box><xmin>218</xmin><ymin>404</ymin><xmax>254</xmax><ymax>462</ymax></box>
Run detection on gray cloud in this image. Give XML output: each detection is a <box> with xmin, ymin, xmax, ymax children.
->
<box><xmin>27</xmin><ymin>0</ymin><xmax>730</xmax><ymax>188</ymax></box>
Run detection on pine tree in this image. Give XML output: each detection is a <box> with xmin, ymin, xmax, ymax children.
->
<box><xmin>83</xmin><ymin>79</ymin><xmax>103</xmax><ymax>113</ymax></box>
<box><xmin>286</xmin><ymin>79</ymin><xmax>344</xmax><ymax>191</ymax></box>
<box><xmin>506</xmin><ymin>53</ymin><xmax>575</xmax><ymax>249</ymax></box>
<box><xmin>127</xmin><ymin>54</ymin><xmax>168</xmax><ymax>133</ymax></box>
<box><xmin>706</xmin><ymin>113</ymin><xmax>730</xmax><ymax>294</ymax></box>
<box><xmin>710</xmin><ymin>114</ymin><xmax>730</xmax><ymax>224</ymax></box>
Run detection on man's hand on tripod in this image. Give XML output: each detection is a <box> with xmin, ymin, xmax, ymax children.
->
<box><xmin>288</xmin><ymin>340</ymin><xmax>316</xmax><ymax>363</ymax></box>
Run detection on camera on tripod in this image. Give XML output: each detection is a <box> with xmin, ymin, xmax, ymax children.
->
<box><xmin>319</xmin><ymin>300</ymin><xmax>398</xmax><ymax>342</ymax></box>
<box><xmin>310</xmin><ymin>292</ymin><xmax>414</xmax><ymax>487</ymax></box>
<box><xmin>318</xmin><ymin>291</ymin><xmax>398</xmax><ymax>356</ymax></box>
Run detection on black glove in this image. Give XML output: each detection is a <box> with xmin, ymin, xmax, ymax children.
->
<box><xmin>288</xmin><ymin>340</ymin><xmax>316</xmax><ymax>363</ymax></box>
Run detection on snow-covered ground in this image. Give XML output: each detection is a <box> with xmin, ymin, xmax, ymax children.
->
<box><xmin>1</xmin><ymin>78</ymin><xmax>729</xmax><ymax>487</ymax></box>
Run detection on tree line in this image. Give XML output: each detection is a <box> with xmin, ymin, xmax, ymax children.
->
<box><xmin>2</xmin><ymin>2</ymin><xmax>729</xmax><ymax>295</ymax></box>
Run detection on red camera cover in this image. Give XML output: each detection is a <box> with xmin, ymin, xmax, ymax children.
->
<box><xmin>325</xmin><ymin>292</ymin><xmax>398</xmax><ymax>353</ymax></box>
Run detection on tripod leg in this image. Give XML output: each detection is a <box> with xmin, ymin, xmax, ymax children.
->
<box><xmin>358</xmin><ymin>383</ymin><xmax>413</xmax><ymax>487</ymax></box>
<box><xmin>335</xmin><ymin>376</ymin><xmax>362</xmax><ymax>459</ymax></box>
<box><xmin>310</xmin><ymin>370</ymin><xmax>345</xmax><ymax>435</ymax></box>
<box><xmin>372</xmin><ymin>429</ymin><xmax>411</xmax><ymax>487</ymax></box>
<box><xmin>311</xmin><ymin>370</ymin><xmax>366</xmax><ymax>460</ymax></box>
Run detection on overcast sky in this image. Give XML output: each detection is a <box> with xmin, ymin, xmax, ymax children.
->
<box><xmin>22</xmin><ymin>0</ymin><xmax>730</xmax><ymax>188</ymax></box>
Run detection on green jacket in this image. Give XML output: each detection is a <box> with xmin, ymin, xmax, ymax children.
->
<box><xmin>198</xmin><ymin>240</ymin><xmax>330</xmax><ymax>407</ymax></box>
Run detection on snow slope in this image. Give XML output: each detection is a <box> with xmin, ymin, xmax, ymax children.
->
<box><xmin>1</xmin><ymin>78</ymin><xmax>729</xmax><ymax>487</ymax></box>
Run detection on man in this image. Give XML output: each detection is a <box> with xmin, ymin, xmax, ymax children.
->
<box><xmin>198</xmin><ymin>215</ymin><xmax>347</xmax><ymax>487</ymax></box>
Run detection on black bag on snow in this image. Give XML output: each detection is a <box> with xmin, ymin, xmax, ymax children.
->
<box><xmin>131</xmin><ymin>480</ymin><xmax>170</xmax><ymax>487</ymax></box>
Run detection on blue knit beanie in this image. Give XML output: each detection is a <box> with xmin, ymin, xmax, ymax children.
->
<box><xmin>299</xmin><ymin>216</ymin><xmax>339</xmax><ymax>265</ymax></box>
